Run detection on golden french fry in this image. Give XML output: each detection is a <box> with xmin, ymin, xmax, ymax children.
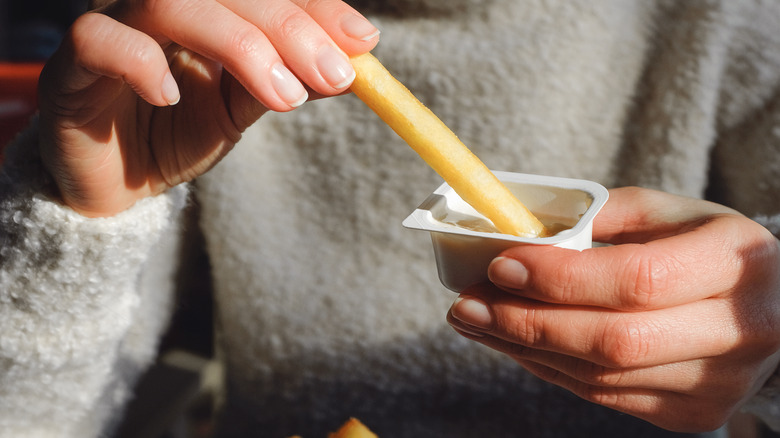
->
<box><xmin>328</xmin><ymin>418</ymin><xmax>378</xmax><ymax>438</ymax></box>
<box><xmin>350</xmin><ymin>53</ymin><xmax>548</xmax><ymax>237</ymax></box>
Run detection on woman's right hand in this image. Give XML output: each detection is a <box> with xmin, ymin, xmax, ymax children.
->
<box><xmin>37</xmin><ymin>0</ymin><xmax>379</xmax><ymax>217</ymax></box>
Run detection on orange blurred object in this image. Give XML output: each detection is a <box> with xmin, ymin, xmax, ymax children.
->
<box><xmin>327</xmin><ymin>418</ymin><xmax>378</xmax><ymax>438</ymax></box>
<box><xmin>0</xmin><ymin>63</ymin><xmax>44</xmax><ymax>150</ymax></box>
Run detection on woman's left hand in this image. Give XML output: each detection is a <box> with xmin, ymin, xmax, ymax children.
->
<box><xmin>447</xmin><ymin>187</ymin><xmax>780</xmax><ymax>432</ymax></box>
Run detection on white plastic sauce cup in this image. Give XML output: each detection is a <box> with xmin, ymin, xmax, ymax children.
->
<box><xmin>403</xmin><ymin>171</ymin><xmax>609</xmax><ymax>292</ymax></box>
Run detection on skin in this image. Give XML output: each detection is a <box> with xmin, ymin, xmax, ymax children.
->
<box><xmin>448</xmin><ymin>187</ymin><xmax>780</xmax><ymax>432</ymax></box>
<box><xmin>34</xmin><ymin>0</ymin><xmax>780</xmax><ymax>433</ymax></box>
<box><xmin>37</xmin><ymin>0</ymin><xmax>380</xmax><ymax>217</ymax></box>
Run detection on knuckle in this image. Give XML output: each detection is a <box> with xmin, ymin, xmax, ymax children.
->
<box><xmin>511</xmin><ymin>307</ymin><xmax>545</xmax><ymax>348</ymax></box>
<box><xmin>120</xmin><ymin>36</ymin><xmax>158</xmax><ymax>68</ymax></box>
<box><xmin>227</xmin><ymin>27</ymin><xmax>264</xmax><ymax>60</ymax></box>
<box><xmin>70</xmin><ymin>13</ymin><xmax>108</xmax><ymax>46</ymax></box>
<box><xmin>598</xmin><ymin>318</ymin><xmax>654</xmax><ymax>368</ymax></box>
<box><xmin>551</xmin><ymin>261</ymin><xmax>583</xmax><ymax>303</ymax></box>
<box><xmin>71</xmin><ymin>12</ymin><xmax>158</xmax><ymax>68</ymax></box>
<box><xmin>621</xmin><ymin>252</ymin><xmax>676</xmax><ymax>310</ymax></box>
<box><xmin>296</xmin><ymin>0</ymin><xmax>325</xmax><ymax>11</ymax></box>
<box><xmin>270</xmin><ymin>8</ymin><xmax>312</xmax><ymax>41</ymax></box>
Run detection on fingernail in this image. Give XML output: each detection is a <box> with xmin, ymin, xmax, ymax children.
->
<box><xmin>340</xmin><ymin>13</ymin><xmax>380</xmax><ymax>41</ymax></box>
<box><xmin>316</xmin><ymin>45</ymin><xmax>356</xmax><ymax>89</ymax></box>
<box><xmin>451</xmin><ymin>296</ymin><xmax>493</xmax><ymax>331</ymax></box>
<box><xmin>270</xmin><ymin>63</ymin><xmax>308</xmax><ymax>108</ymax></box>
<box><xmin>489</xmin><ymin>256</ymin><xmax>529</xmax><ymax>288</ymax></box>
<box><xmin>162</xmin><ymin>71</ymin><xmax>180</xmax><ymax>106</ymax></box>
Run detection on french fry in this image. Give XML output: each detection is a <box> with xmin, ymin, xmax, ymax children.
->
<box><xmin>328</xmin><ymin>418</ymin><xmax>378</xmax><ymax>438</ymax></box>
<box><xmin>349</xmin><ymin>53</ymin><xmax>548</xmax><ymax>238</ymax></box>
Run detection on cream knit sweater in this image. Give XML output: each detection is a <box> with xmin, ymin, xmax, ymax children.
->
<box><xmin>1</xmin><ymin>0</ymin><xmax>780</xmax><ymax>437</ymax></box>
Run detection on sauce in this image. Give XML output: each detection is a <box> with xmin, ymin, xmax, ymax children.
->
<box><xmin>442</xmin><ymin>212</ymin><xmax>577</xmax><ymax>237</ymax></box>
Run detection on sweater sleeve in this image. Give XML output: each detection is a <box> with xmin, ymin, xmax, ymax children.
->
<box><xmin>741</xmin><ymin>214</ymin><xmax>780</xmax><ymax>431</ymax></box>
<box><xmin>0</xmin><ymin>120</ymin><xmax>189</xmax><ymax>437</ymax></box>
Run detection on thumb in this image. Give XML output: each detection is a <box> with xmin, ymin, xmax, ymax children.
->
<box><xmin>488</xmin><ymin>188</ymin><xmax>758</xmax><ymax>310</ymax></box>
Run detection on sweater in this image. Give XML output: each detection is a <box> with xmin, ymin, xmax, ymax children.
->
<box><xmin>1</xmin><ymin>0</ymin><xmax>780</xmax><ymax>437</ymax></box>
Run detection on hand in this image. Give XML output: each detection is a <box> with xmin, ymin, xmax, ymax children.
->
<box><xmin>447</xmin><ymin>187</ymin><xmax>780</xmax><ymax>432</ymax></box>
<box><xmin>37</xmin><ymin>0</ymin><xmax>379</xmax><ymax>217</ymax></box>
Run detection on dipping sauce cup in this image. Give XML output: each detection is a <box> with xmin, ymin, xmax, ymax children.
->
<box><xmin>403</xmin><ymin>171</ymin><xmax>609</xmax><ymax>292</ymax></box>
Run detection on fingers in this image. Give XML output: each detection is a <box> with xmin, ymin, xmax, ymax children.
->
<box><xmin>104</xmin><ymin>0</ymin><xmax>378</xmax><ymax>112</ymax></box>
<box><xmin>446</xmin><ymin>290</ymin><xmax>769</xmax><ymax>432</ymax></box>
<box><xmin>447</xmin><ymin>288</ymin><xmax>739</xmax><ymax>368</ymax></box>
<box><xmin>41</xmin><ymin>12</ymin><xmax>177</xmax><ymax>110</ymax></box>
<box><xmin>109</xmin><ymin>0</ymin><xmax>304</xmax><ymax>111</ymax></box>
<box><xmin>218</xmin><ymin>0</ymin><xmax>354</xmax><ymax>99</ymax></box>
<box><xmin>592</xmin><ymin>187</ymin><xmax>740</xmax><ymax>244</ymax></box>
<box><xmin>489</xmin><ymin>200</ymin><xmax>771</xmax><ymax>311</ymax></box>
<box><xmin>288</xmin><ymin>0</ymin><xmax>381</xmax><ymax>54</ymax></box>
<box><xmin>515</xmin><ymin>360</ymin><xmax>735</xmax><ymax>432</ymax></box>
<box><xmin>452</xmin><ymin>330</ymin><xmax>749</xmax><ymax>396</ymax></box>
<box><xmin>447</xmin><ymin>299</ymin><xmax>754</xmax><ymax>432</ymax></box>
<box><xmin>502</xmin><ymin>348</ymin><xmax>700</xmax><ymax>392</ymax></box>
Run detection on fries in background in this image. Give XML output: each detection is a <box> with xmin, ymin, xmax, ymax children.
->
<box><xmin>328</xmin><ymin>417</ymin><xmax>378</xmax><ymax>438</ymax></box>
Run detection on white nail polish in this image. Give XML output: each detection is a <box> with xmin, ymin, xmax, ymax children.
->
<box><xmin>340</xmin><ymin>13</ymin><xmax>380</xmax><ymax>42</ymax></box>
<box><xmin>270</xmin><ymin>63</ymin><xmax>308</xmax><ymax>108</ymax></box>
<box><xmin>316</xmin><ymin>45</ymin><xmax>356</xmax><ymax>89</ymax></box>
<box><xmin>162</xmin><ymin>71</ymin><xmax>180</xmax><ymax>106</ymax></box>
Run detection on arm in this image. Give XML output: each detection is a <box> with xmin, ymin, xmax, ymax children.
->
<box><xmin>1</xmin><ymin>0</ymin><xmax>379</xmax><ymax>435</ymax></box>
<box><xmin>0</xmin><ymin>120</ymin><xmax>188</xmax><ymax>436</ymax></box>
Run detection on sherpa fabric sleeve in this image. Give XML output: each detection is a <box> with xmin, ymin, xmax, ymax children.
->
<box><xmin>0</xmin><ymin>119</ymin><xmax>188</xmax><ymax>438</ymax></box>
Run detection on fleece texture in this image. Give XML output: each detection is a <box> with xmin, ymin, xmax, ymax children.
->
<box><xmin>0</xmin><ymin>0</ymin><xmax>779</xmax><ymax>437</ymax></box>
<box><xmin>0</xmin><ymin>120</ymin><xmax>188</xmax><ymax>437</ymax></box>
<box><xmin>193</xmin><ymin>0</ymin><xmax>780</xmax><ymax>437</ymax></box>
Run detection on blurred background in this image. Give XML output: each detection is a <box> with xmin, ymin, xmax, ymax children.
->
<box><xmin>0</xmin><ymin>0</ymin><xmax>87</xmax><ymax>61</ymax></box>
<box><xmin>0</xmin><ymin>1</ymin><xmax>777</xmax><ymax>438</ymax></box>
<box><xmin>0</xmin><ymin>0</ymin><xmax>87</xmax><ymax>148</ymax></box>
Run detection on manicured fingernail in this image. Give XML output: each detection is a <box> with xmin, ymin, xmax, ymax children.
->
<box><xmin>316</xmin><ymin>45</ymin><xmax>356</xmax><ymax>89</ymax></box>
<box><xmin>340</xmin><ymin>13</ymin><xmax>380</xmax><ymax>41</ymax></box>
<box><xmin>270</xmin><ymin>63</ymin><xmax>308</xmax><ymax>108</ymax></box>
<box><xmin>451</xmin><ymin>296</ymin><xmax>493</xmax><ymax>331</ymax></box>
<box><xmin>489</xmin><ymin>256</ymin><xmax>529</xmax><ymax>288</ymax></box>
<box><xmin>162</xmin><ymin>71</ymin><xmax>180</xmax><ymax>106</ymax></box>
